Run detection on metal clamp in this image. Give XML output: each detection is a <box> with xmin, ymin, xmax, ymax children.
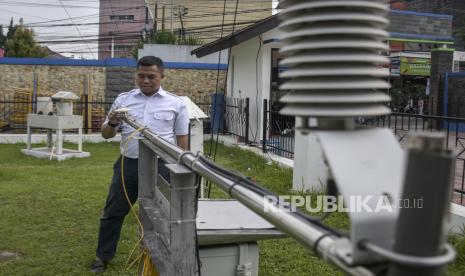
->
<box><xmin>312</xmin><ymin>233</ymin><xmax>334</xmax><ymax>258</ymax></box>
<box><xmin>178</xmin><ymin>151</ymin><xmax>204</xmax><ymax>173</ymax></box>
<box><xmin>360</xmin><ymin>241</ymin><xmax>456</xmax><ymax>267</ymax></box>
<box><xmin>177</xmin><ymin>151</ymin><xmax>195</xmax><ymax>164</ymax></box>
<box><xmin>191</xmin><ymin>152</ymin><xmax>202</xmax><ymax>171</ymax></box>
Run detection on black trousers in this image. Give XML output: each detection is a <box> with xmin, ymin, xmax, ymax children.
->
<box><xmin>96</xmin><ymin>156</ymin><xmax>169</xmax><ymax>261</ymax></box>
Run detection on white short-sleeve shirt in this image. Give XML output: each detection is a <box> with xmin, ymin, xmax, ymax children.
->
<box><xmin>105</xmin><ymin>87</ymin><xmax>189</xmax><ymax>159</ymax></box>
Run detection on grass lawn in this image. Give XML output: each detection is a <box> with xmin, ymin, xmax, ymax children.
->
<box><xmin>0</xmin><ymin>141</ymin><xmax>464</xmax><ymax>275</ymax></box>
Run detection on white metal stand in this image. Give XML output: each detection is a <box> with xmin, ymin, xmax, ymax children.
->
<box><xmin>22</xmin><ymin>114</ymin><xmax>90</xmax><ymax>161</ymax></box>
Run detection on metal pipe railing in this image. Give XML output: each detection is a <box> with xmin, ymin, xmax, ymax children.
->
<box><xmin>120</xmin><ymin>113</ymin><xmax>374</xmax><ymax>276</ymax></box>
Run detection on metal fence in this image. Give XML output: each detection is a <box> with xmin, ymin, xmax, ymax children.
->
<box><xmin>0</xmin><ymin>94</ymin><xmax>115</xmax><ymax>133</ymax></box>
<box><xmin>262</xmin><ymin>99</ymin><xmax>295</xmax><ymax>159</ymax></box>
<box><xmin>0</xmin><ymin>93</ymin><xmax>244</xmax><ymax>138</ymax></box>
<box><xmin>261</xmin><ymin>98</ymin><xmax>465</xmax><ymax>205</ymax></box>
<box><xmin>362</xmin><ymin>112</ymin><xmax>465</xmax><ymax>205</ymax></box>
<box><xmin>221</xmin><ymin>96</ymin><xmax>250</xmax><ymax>143</ymax></box>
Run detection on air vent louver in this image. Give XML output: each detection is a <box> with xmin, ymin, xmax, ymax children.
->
<box><xmin>278</xmin><ymin>0</ymin><xmax>391</xmax><ymax>118</ymax></box>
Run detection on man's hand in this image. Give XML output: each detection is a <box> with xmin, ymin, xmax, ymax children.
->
<box><xmin>107</xmin><ymin>111</ymin><xmax>122</xmax><ymax>126</ymax></box>
<box><xmin>101</xmin><ymin>111</ymin><xmax>121</xmax><ymax>139</ymax></box>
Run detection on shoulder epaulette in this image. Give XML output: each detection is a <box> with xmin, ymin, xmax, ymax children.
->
<box><xmin>116</xmin><ymin>89</ymin><xmax>138</xmax><ymax>98</ymax></box>
<box><xmin>165</xmin><ymin>91</ymin><xmax>183</xmax><ymax>100</ymax></box>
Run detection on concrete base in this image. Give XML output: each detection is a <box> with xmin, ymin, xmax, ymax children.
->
<box><xmin>21</xmin><ymin>147</ymin><xmax>90</xmax><ymax>161</ymax></box>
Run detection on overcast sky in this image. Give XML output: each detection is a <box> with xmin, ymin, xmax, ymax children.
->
<box><xmin>0</xmin><ymin>0</ymin><xmax>99</xmax><ymax>59</ymax></box>
<box><xmin>0</xmin><ymin>0</ymin><xmax>279</xmax><ymax>59</ymax></box>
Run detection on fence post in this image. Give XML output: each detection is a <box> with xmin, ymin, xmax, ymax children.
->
<box><xmin>83</xmin><ymin>95</ymin><xmax>89</xmax><ymax>134</ymax></box>
<box><xmin>456</xmin><ymin>98</ymin><xmax>461</xmax><ymax>147</ymax></box>
<box><xmin>262</xmin><ymin>99</ymin><xmax>268</xmax><ymax>153</ymax></box>
<box><xmin>32</xmin><ymin>73</ymin><xmax>38</xmax><ymax>113</ymax></box>
<box><xmin>245</xmin><ymin>97</ymin><xmax>250</xmax><ymax>144</ymax></box>
<box><xmin>211</xmin><ymin>93</ymin><xmax>224</xmax><ymax>134</ymax></box>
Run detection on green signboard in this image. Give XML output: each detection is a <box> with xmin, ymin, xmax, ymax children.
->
<box><xmin>400</xmin><ymin>57</ymin><xmax>431</xmax><ymax>76</ymax></box>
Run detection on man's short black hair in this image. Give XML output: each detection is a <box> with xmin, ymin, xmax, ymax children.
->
<box><xmin>137</xmin><ymin>56</ymin><xmax>164</xmax><ymax>70</ymax></box>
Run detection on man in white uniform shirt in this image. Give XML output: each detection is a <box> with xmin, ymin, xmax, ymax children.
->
<box><xmin>91</xmin><ymin>56</ymin><xmax>189</xmax><ymax>273</ymax></box>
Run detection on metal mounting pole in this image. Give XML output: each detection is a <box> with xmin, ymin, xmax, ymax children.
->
<box><xmin>388</xmin><ymin>133</ymin><xmax>455</xmax><ymax>276</ymax></box>
<box><xmin>138</xmin><ymin>140</ymin><xmax>197</xmax><ymax>275</ymax></box>
<box><xmin>120</xmin><ymin>113</ymin><xmax>374</xmax><ymax>275</ymax></box>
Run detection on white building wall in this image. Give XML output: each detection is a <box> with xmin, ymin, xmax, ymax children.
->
<box><xmin>227</xmin><ymin>36</ymin><xmax>264</xmax><ymax>142</ymax></box>
<box><xmin>258</xmin><ymin>43</ymin><xmax>272</xmax><ymax>141</ymax></box>
<box><xmin>225</xmin><ymin>27</ymin><xmax>328</xmax><ymax>190</ymax></box>
<box><xmin>226</xmin><ymin>29</ymin><xmax>282</xmax><ymax>143</ymax></box>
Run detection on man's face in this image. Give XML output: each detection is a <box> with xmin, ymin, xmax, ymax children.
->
<box><xmin>136</xmin><ymin>65</ymin><xmax>163</xmax><ymax>95</ymax></box>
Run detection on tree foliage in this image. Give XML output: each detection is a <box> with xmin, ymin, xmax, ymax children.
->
<box><xmin>4</xmin><ymin>18</ymin><xmax>47</xmax><ymax>58</ymax></box>
<box><xmin>7</xmin><ymin>18</ymin><xmax>17</xmax><ymax>40</ymax></box>
<box><xmin>150</xmin><ymin>31</ymin><xmax>177</xmax><ymax>45</ymax></box>
<box><xmin>178</xmin><ymin>35</ymin><xmax>204</xmax><ymax>46</ymax></box>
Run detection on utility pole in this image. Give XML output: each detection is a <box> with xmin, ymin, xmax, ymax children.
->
<box><xmin>154</xmin><ymin>3</ymin><xmax>158</xmax><ymax>32</ymax></box>
<box><xmin>162</xmin><ymin>5</ymin><xmax>165</xmax><ymax>31</ymax></box>
<box><xmin>110</xmin><ymin>34</ymin><xmax>114</xmax><ymax>58</ymax></box>
<box><xmin>170</xmin><ymin>0</ymin><xmax>174</xmax><ymax>33</ymax></box>
<box><xmin>145</xmin><ymin>6</ymin><xmax>149</xmax><ymax>34</ymax></box>
<box><xmin>179</xmin><ymin>6</ymin><xmax>185</xmax><ymax>41</ymax></box>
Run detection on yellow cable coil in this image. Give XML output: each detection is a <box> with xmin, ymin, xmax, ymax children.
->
<box><xmin>139</xmin><ymin>248</ymin><xmax>159</xmax><ymax>276</ymax></box>
<box><xmin>121</xmin><ymin>127</ymin><xmax>159</xmax><ymax>276</ymax></box>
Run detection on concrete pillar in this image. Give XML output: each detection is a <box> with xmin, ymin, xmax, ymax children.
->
<box><xmin>292</xmin><ymin>130</ymin><xmax>328</xmax><ymax>192</ymax></box>
<box><xmin>429</xmin><ymin>47</ymin><xmax>454</xmax><ymax>116</ymax></box>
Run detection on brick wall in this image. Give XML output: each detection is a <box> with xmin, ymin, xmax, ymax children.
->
<box><xmin>394</xmin><ymin>0</ymin><xmax>465</xmax><ymax>49</ymax></box>
<box><xmin>105</xmin><ymin>66</ymin><xmax>226</xmax><ymax>101</ymax></box>
<box><xmin>0</xmin><ymin>58</ymin><xmax>226</xmax><ymax>131</ymax></box>
<box><xmin>0</xmin><ymin>59</ymin><xmax>226</xmax><ymax>104</ymax></box>
<box><xmin>163</xmin><ymin>68</ymin><xmax>225</xmax><ymax>101</ymax></box>
<box><xmin>388</xmin><ymin>11</ymin><xmax>452</xmax><ymax>38</ymax></box>
<box><xmin>0</xmin><ymin>64</ymin><xmax>106</xmax><ymax>99</ymax></box>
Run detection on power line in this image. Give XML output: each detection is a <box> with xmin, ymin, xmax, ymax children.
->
<box><xmin>57</xmin><ymin>0</ymin><xmax>96</xmax><ymax>59</ymax></box>
<box><xmin>32</xmin><ymin>17</ymin><xmax>258</xmax><ymax>43</ymax></box>
<box><xmin>0</xmin><ymin>0</ymin><xmax>274</xmax><ymax>57</ymax></box>
<box><xmin>0</xmin><ymin>0</ymin><xmax>98</xmax><ymax>9</ymax></box>
<box><xmin>0</xmin><ymin>8</ymin><xmax>53</xmax><ymax>21</ymax></box>
<box><xmin>0</xmin><ymin>6</ymin><xmax>145</xmax><ymax>27</ymax></box>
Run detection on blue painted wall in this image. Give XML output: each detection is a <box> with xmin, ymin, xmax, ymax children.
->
<box><xmin>0</xmin><ymin>57</ymin><xmax>228</xmax><ymax>70</ymax></box>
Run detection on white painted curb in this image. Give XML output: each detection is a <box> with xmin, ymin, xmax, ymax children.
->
<box><xmin>0</xmin><ymin>133</ymin><xmax>121</xmax><ymax>144</ymax></box>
